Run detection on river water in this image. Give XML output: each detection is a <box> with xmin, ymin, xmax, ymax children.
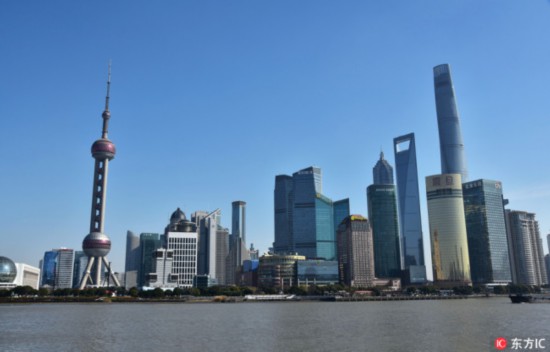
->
<box><xmin>1</xmin><ymin>297</ymin><xmax>548</xmax><ymax>351</ymax></box>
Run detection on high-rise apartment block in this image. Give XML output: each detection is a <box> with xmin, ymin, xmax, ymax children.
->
<box><xmin>434</xmin><ymin>64</ymin><xmax>468</xmax><ymax>182</ymax></box>
<box><xmin>337</xmin><ymin>215</ymin><xmax>375</xmax><ymax>287</ymax></box>
<box><xmin>393</xmin><ymin>134</ymin><xmax>426</xmax><ymax>283</ymax></box>
<box><xmin>462</xmin><ymin>179</ymin><xmax>511</xmax><ymax>284</ymax></box>
<box><xmin>273</xmin><ymin>166</ymin><xmax>350</xmax><ymax>260</ymax></box>
<box><xmin>505</xmin><ymin>211</ymin><xmax>548</xmax><ymax>286</ymax></box>
<box><xmin>367</xmin><ymin>152</ymin><xmax>401</xmax><ymax>279</ymax></box>
<box><xmin>426</xmin><ymin>174</ymin><xmax>471</xmax><ymax>285</ymax></box>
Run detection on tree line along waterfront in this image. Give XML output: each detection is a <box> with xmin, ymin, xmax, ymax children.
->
<box><xmin>1</xmin><ymin>283</ymin><xmax>547</xmax><ymax>303</ymax></box>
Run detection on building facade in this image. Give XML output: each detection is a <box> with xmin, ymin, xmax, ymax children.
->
<box><xmin>273</xmin><ymin>166</ymin><xmax>349</xmax><ymax>261</ymax></box>
<box><xmin>124</xmin><ymin>231</ymin><xmax>140</xmax><ymax>289</ymax></box>
<box><xmin>166</xmin><ymin>209</ymin><xmax>199</xmax><ymax>288</ymax></box>
<box><xmin>393</xmin><ymin>133</ymin><xmax>426</xmax><ymax>283</ymax></box>
<box><xmin>367</xmin><ymin>184</ymin><xmax>401</xmax><ymax>279</ymax></box>
<box><xmin>139</xmin><ymin>233</ymin><xmax>162</xmax><ymax>288</ymax></box>
<box><xmin>426</xmin><ymin>174</ymin><xmax>471</xmax><ymax>285</ymax></box>
<box><xmin>433</xmin><ymin>63</ymin><xmax>468</xmax><ymax>182</ymax></box>
<box><xmin>462</xmin><ymin>179</ymin><xmax>511</xmax><ymax>284</ymax></box>
<box><xmin>296</xmin><ymin>260</ymin><xmax>339</xmax><ymax>286</ymax></box>
<box><xmin>258</xmin><ymin>253</ymin><xmax>305</xmax><ymax>288</ymax></box>
<box><xmin>337</xmin><ymin>215</ymin><xmax>375</xmax><ymax>287</ymax></box>
<box><xmin>505</xmin><ymin>211</ymin><xmax>548</xmax><ymax>286</ymax></box>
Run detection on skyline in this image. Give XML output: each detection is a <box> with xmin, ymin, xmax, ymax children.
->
<box><xmin>2</xmin><ymin>1</ymin><xmax>550</xmax><ymax>276</ymax></box>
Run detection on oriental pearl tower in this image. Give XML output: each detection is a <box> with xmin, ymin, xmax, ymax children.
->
<box><xmin>79</xmin><ymin>65</ymin><xmax>121</xmax><ymax>289</ymax></box>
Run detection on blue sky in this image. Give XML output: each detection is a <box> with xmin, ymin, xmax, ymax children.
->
<box><xmin>1</xmin><ymin>1</ymin><xmax>550</xmax><ymax>277</ymax></box>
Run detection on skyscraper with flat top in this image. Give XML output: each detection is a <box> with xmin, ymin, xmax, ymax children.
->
<box><xmin>393</xmin><ymin>133</ymin><xmax>426</xmax><ymax>283</ymax></box>
<box><xmin>426</xmin><ymin>174</ymin><xmax>471</xmax><ymax>285</ymax></box>
<box><xmin>434</xmin><ymin>64</ymin><xmax>468</xmax><ymax>181</ymax></box>
<box><xmin>462</xmin><ymin>179</ymin><xmax>511</xmax><ymax>284</ymax></box>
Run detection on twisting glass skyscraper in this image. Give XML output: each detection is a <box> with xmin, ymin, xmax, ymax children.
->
<box><xmin>434</xmin><ymin>64</ymin><xmax>468</xmax><ymax>181</ymax></box>
<box><xmin>393</xmin><ymin>133</ymin><xmax>426</xmax><ymax>283</ymax></box>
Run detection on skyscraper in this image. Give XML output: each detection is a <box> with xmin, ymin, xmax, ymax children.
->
<box><xmin>40</xmin><ymin>250</ymin><xmax>58</xmax><ymax>288</ymax></box>
<box><xmin>337</xmin><ymin>215</ymin><xmax>375</xmax><ymax>287</ymax></box>
<box><xmin>79</xmin><ymin>65</ymin><xmax>120</xmax><ymax>288</ymax></box>
<box><xmin>462</xmin><ymin>179</ymin><xmax>511</xmax><ymax>284</ymax></box>
<box><xmin>373</xmin><ymin>151</ymin><xmax>394</xmax><ymax>185</ymax></box>
<box><xmin>273</xmin><ymin>167</ymin><xmax>349</xmax><ymax>261</ymax></box>
<box><xmin>193</xmin><ymin>209</ymin><xmax>221</xmax><ymax>280</ymax></box>
<box><xmin>274</xmin><ymin>175</ymin><xmax>294</xmax><ymax>253</ymax></box>
<box><xmin>426</xmin><ymin>174</ymin><xmax>471</xmax><ymax>285</ymax></box>
<box><xmin>215</xmin><ymin>226</ymin><xmax>229</xmax><ymax>285</ymax></box>
<box><xmin>367</xmin><ymin>183</ymin><xmax>401</xmax><ymax>279</ymax></box>
<box><xmin>505</xmin><ymin>210</ymin><xmax>548</xmax><ymax>286</ymax></box>
<box><xmin>139</xmin><ymin>233</ymin><xmax>162</xmax><ymax>288</ymax></box>
<box><xmin>55</xmin><ymin>248</ymin><xmax>75</xmax><ymax>289</ymax></box>
<box><xmin>433</xmin><ymin>64</ymin><xmax>468</xmax><ymax>181</ymax></box>
<box><xmin>165</xmin><ymin>208</ymin><xmax>199</xmax><ymax>288</ymax></box>
<box><xmin>393</xmin><ymin>133</ymin><xmax>426</xmax><ymax>283</ymax></box>
<box><xmin>124</xmin><ymin>231</ymin><xmax>140</xmax><ymax>289</ymax></box>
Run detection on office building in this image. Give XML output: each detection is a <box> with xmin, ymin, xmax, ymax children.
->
<box><xmin>226</xmin><ymin>201</ymin><xmax>249</xmax><ymax>285</ymax></box>
<box><xmin>337</xmin><ymin>215</ymin><xmax>375</xmax><ymax>287</ymax></box>
<box><xmin>462</xmin><ymin>179</ymin><xmax>511</xmax><ymax>284</ymax></box>
<box><xmin>144</xmin><ymin>248</ymin><xmax>178</xmax><ymax>289</ymax></box>
<box><xmin>426</xmin><ymin>174</ymin><xmax>471</xmax><ymax>285</ymax></box>
<box><xmin>139</xmin><ymin>233</ymin><xmax>162</xmax><ymax>288</ymax></box>
<box><xmin>505</xmin><ymin>211</ymin><xmax>548</xmax><ymax>286</ymax></box>
<box><xmin>433</xmin><ymin>64</ymin><xmax>468</xmax><ymax>181</ymax></box>
<box><xmin>367</xmin><ymin>184</ymin><xmax>401</xmax><ymax>278</ymax></box>
<box><xmin>216</xmin><ymin>226</ymin><xmax>229</xmax><ymax>285</ymax></box>
<box><xmin>124</xmin><ymin>231</ymin><xmax>140</xmax><ymax>289</ymax></box>
<box><xmin>40</xmin><ymin>250</ymin><xmax>58</xmax><ymax>288</ymax></box>
<box><xmin>393</xmin><ymin>133</ymin><xmax>426</xmax><ymax>283</ymax></box>
<box><xmin>273</xmin><ymin>166</ymin><xmax>350</xmax><ymax>260</ymax></box>
<box><xmin>166</xmin><ymin>208</ymin><xmax>199</xmax><ymax>288</ymax></box>
<box><xmin>79</xmin><ymin>66</ymin><xmax>120</xmax><ymax>288</ymax></box>
<box><xmin>367</xmin><ymin>152</ymin><xmax>401</xmax><ymax>279</ymax></box>
<box><xmin>72</xmin><ymin>251</ymin><xmax>87</xmax><ymax>288</ymax></box>
<box><xmin>55</xmin><ymin>248</ymin><xmax>75</xmax><ymax>289</ymax></box>
<box><xmin>193</xmin><ymin>209</ymin><xmax>221</xmax><ymax>280</ymax></box>
<box><xmin>258</xmin><ymin>253</ymin><xmax>305</xmax><ymax>288</ymax></box>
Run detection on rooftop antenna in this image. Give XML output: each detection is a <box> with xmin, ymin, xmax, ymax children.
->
<box><xmin>101</xmin><ymin>61</ymin><xmax>111</xmax><ymax>139</ymax></box>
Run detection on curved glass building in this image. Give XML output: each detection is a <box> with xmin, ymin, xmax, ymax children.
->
<box><xmin>434</xmin><ymin>64</ymin><xmax>468</xmax><ymax>182</ymax></box>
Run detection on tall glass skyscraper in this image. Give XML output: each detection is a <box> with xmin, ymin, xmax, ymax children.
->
<box><xmin>505</xmin><ymin>210</ymin><xmax>548</xmax><ymax>286</ymax></box>
<box><xmin>393</xmin><ymin>133</ymin><xmax>426</xmax><ymax>283</ymax></box>
<box><xmin>434</xmin><ymin>64</ymin><xmax>468</xmax><ymax>181</ymax></box>
<box><xmin>367</xmin><ymin>152</ymin><xmax>401</xmax><ymax>278</ymax></box>
<box><xmin>463</xmin><ymin>179</ymin><xmax>511</xmax><ymax>284</ymax></box>
<box><xmin>273</xmin><ymin>166</ymin><xmax>349</xmax><ymax>260</ymax></box>
<box><xmin>139</xmin><ymin>233</ymin><xmax>162</xmax><ymax>287</ymax></box>
<box><xmin>274</xmin><ymin>175</ymin><xmax>294</xmax><ymax>253</ymax></box>
<box><xmin>426</xmin><ymin>174</ymin><xmax>471</xmax><ymax>285</ymax></box>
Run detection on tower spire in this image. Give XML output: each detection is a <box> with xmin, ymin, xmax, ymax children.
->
<box><xmin>101</xmin><ymin>61</ymin><xmax>111</xmax><ymax>139</ymax></box>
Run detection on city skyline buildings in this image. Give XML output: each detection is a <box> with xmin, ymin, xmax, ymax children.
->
<box><xmin>3</xmin><ymin>2</ymin><xmax>550</xmax><ymax>275</ymax></box>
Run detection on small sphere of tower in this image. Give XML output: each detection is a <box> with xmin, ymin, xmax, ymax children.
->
<box><xmin>82</xmin><ymin>232</ymin><xmax>112</xmax><ymax>257</ymax></box>
<box><xmin>91</xmin><ymin>139</ymin><xmax>116</xmax><ymax>160</ymax></box>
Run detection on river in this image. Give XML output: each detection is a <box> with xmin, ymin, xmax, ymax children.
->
<box><xmin>1</xmin><ymin>297</ymin><xmax>548</xmax><ymax>351</ymax></box>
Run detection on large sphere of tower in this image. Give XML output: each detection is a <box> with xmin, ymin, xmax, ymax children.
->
<box><xmin>0</xmin><ymin>256</ymin><xmax>17</xmax><ymax>283</ymax></box>
<box><xmin>91</xmin><ymin>139</ymin><xmax>116</xmax><ymax>160</ymax></box>
<box><xmin>82</xmin><ymin>232</ymin><xmax>112</xmax><ymax>257</ymax></box>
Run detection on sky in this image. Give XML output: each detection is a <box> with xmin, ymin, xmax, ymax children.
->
<box><xmin>1</xmin><ymin>1</ymin><xmax>550</xmax><ymax>277</ymax></box>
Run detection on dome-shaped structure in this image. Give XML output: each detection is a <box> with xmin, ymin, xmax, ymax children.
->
<box><xmin>91</xmin><ymin>139</ymin><xmax>116</xmax><ymax>160</ymax></box>
<box><xmin>0</xmin><ymin>256</ymin><xmax>17</xmax><ymax>283</ymax></box>
<box><xmin>170</xmin><ymin>207</ymin><xmax>187</xmax><ymax>224</ymax></box>
<box><xmin>83</xmin><ymin>232</ymin><xmax>112</xmax><ymax>257</ymax></box>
